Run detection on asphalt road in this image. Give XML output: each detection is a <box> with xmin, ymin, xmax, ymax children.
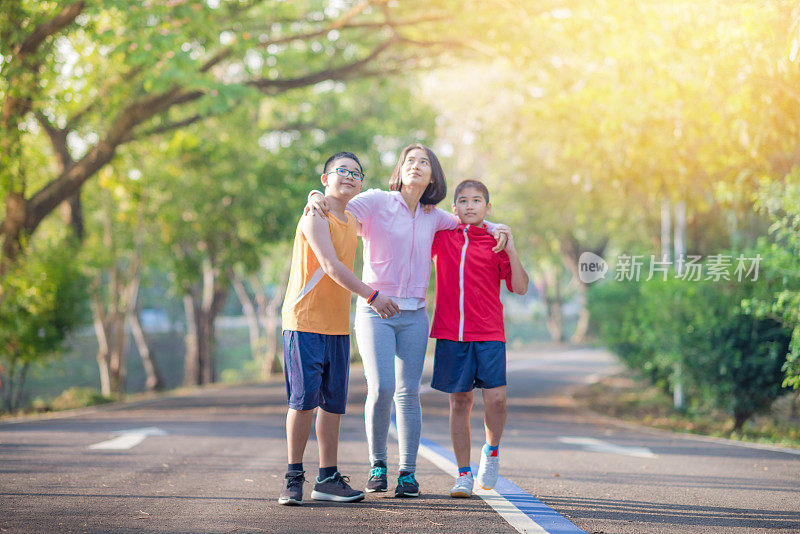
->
<box><xmin>1</xmin><ymin>345</ymin><xmax>799</xmax><ymax>533</ymax></box>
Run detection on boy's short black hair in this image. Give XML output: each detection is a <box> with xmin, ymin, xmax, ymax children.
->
<box><xmin>324</xmin><ymin>151</ymin><xmax>363</xmax><ymax>174</ymax></box>
<box><xmin>388</xmin><ymin>143</ymin><xmax>447</xmax><ymax>205</ymax></box>
<box><xmin>454</xmin><ymin>179</ymin><xmax>490</xmax><ymax>203</ymax></box>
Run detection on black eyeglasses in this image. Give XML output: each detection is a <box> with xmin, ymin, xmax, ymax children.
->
<box><xmin>327</xmin><ymin>167</ymin><xmax>365</xmax><ymax>182</ymax></box>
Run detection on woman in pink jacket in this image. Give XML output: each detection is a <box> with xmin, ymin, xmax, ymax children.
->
<box><xmin>307</xmin><ymin>143</ymin><xmax>506</xmax><ymax>498</ymax></box>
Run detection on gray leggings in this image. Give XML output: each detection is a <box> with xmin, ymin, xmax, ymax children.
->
<box><xmin>354</xmin><ymin>305</ymin><xmax>429</xmax><ymax>473</ymax></box>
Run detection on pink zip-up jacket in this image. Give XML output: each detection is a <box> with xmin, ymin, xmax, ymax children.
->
<box><xmin>346</xmin><ymin>189</ymin><xmax>498</xmax><ymax>300</ymax></box>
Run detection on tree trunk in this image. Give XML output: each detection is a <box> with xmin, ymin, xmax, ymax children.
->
<box><xmin>207</xmin><ymin>287</ymin><xmax>228</xmax><ymax>384</ymax></box>
<box><xmin>231</xmin><ymin>272</ymin><xmax>265</xmax><ymax>367</ymax></box>
<box><xmin>545</xmin><ymin>296</ymin><xmax>564</xmax><ymax>343</ymax></box>
<box><xmin>12</xmin><ymin>362</ymin><xmax>29</xmax><ymax>412</ymax></box>
<box><xmin>123</xmin><ymin>263</ymin><xmax>162</xmax><ymax>391</ymax></box>
<box><xmin>673</xmin><ymin>362</ymin><xmax>685</xmax><ymax>411</ymax></box>
<box><xmin>1</xmin><ymin>360</ymin><xmax>30</xmax><ymax>413</ymax></box>
<box><xmin>198</xmin><ymin>307</ymin><xmax>214</xmax><ymax>385</ymax></box>
<box><xmin>661</xmin><ymin>198</ymin><xmax>672</xmax><ymax>262</ymax></box>
<box><xmin>108</xmin><ymin>311</ymin><xmax>127</xmax><ymax>396</ymax></box>
<box><xmin>91</xmin><ymin>297</ymin><xmax>112</xmax><ymax>397</ymax></box>
<box><xmin>674</xmin><ymin>200</ymin><xmax>686</xmax><ymax>274</ymax></box>
<box><xmin>665</xmin><ymin>201</ymin><xmax>686</xmax><ymax>410</ymax></box>
<box><xmin>183</xmin><ymin>293</ymin><xmax>200</xmax><ymax>387</ymax></box>
<box><xmin>0</xmin><ymin>192</ymin><xmax>26</xmax><ymax>276</ymax></box>
<box><xmin>183</xmin><ymin>284</ymin><xmax>227</xmax><ymax>386</ymax></box>
<box><xmin>196</xmin><ymin>258</ymin><xmax>227</xmax><ymax>385</ymax></box>
<box><xmin>542</xmin><ymin>264</ymin><xmax>564</xmax><ymax>343</ymax></box>
<box><xmin>571</xmin><ymin>288</ymin><xmax>591</xmax><ymax>344</ymax></box>
<box><xmin>128</xmin><ymin>311</ymin><xmax>163</xmax><ymax>391</ymax></box>
<box><xmin>60</xmin><ymin>191</ymin><xmax>84</xmax><ymax>240</ymax></box>
<box><xmin>559</xmin><ymin>233</ymin><xmax>608</xmax><ymax>344</ymax></box>
<box><xmin>89</xmin><ymin>254</ymin><xmax>144</xmax><ymax>398</ymax></box>
<box><xmin>251</xmin><ymin>269</ymin><xmax>289</xmax><ymax>377</ymax></box>
<box><xmin>1</xmin><ymin>359</ymin><xmax>17</xmax><ymax>412</ymax></box>
<box><xmin>189</xmin><ymin>292</ymin><xmax>227</xmax><ymax>385</ymax></box>
<box><xmin>733</xmin><ymin>410</ymin><xmax>750</xmax><ymax>432</ymax></box>
<box><xmin>200</xmin><ymin>257</ymin><xmax>215</xmax><ymax>385</ymax></box>
<box><xmin>0</xmin><ymin>362</ymin><xmax>7</xmax><ymax>411</ymax></box>
<box><xmin>265</xmin><ymin>311</ymin><xmax>283</xmax><ymax>375</ymax></box>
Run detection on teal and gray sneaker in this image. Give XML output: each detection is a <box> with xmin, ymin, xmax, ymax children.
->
<box><xmin>278</xmin><ymin>470</ymin><xmax>305</xmax><ymax>506</ymax></box>
<box><xmin>311</xmin><ymin>472</ymin><xmax>365</xmax><ymax>503</ymax></box>
<box><xmin>394</xmin><ymin>471</ymin><xmax>420</xmax><ymax>498</ymax></box>
<box><xmin>365</xmin><ymin>461</ymin><xmax>388</xmax><ymax>493</ymax></box>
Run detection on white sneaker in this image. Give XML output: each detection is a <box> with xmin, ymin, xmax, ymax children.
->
<box><xmin>476</xmin><ymin>447</ymin><xmax>499</xmax><ymax>490</ymax></box>
<box><xmin>449</xmin><ymin>472</ymin><xmax>474</xmax><ymax>498</ymax></box>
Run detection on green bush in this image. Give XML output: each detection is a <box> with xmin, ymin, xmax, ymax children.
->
<box><xmin>0</xmin><ymin>239</ymin><xmax>88</xmax><ymax>412</ymax></box>
<box><xmin>587</xmin><ymin>278</ymin><xmax>676</xmax><ymax>388</ymax></box>
<box><xmin>589</xmin><ymin>274</ymin><xmax>791</xmax><ymax>430</ymax></box>
<box><xmin>678</xmin><ymin>279</ymin><xmax>790</xmax><ymax>429</ymax></box>
<box><xmin>750</xmin><ymin>169</ymin><xmax>800</xmax><ymax>390</ymax></box>
<box><xmin>50</xmin><ymin>387</ymin><xmax>113</xmax><ymax>411</ymax></box>
<box><xmin>220</xmin><ymin>359</ymin><xmax>262</xmax><ymax>384</ymax></box>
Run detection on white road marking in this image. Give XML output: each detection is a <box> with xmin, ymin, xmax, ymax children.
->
<box><xmin>89</xmin><ymin>427</ymin><xmax>167</xmax><ymax>450</ymax></box>
<box><xmin>557</xmin><ymin>436</ymin><xmax>657</xmax><ymax>459</ymax></box>
<box><xmin>391</xmin><ymin>416</ymin><xmax>585</xmax><ymax>533</ymax></box>
<box><xmin>417</xmin><ymin>439</ymin><xmax>550</xmax><ymax>534</ymax></box>
<box><xmin>668</xmin><ymin>431</ymin><xmax>800</xmax><ymax>456</ymax></box>
<box><xmin>472</xmin><ymin>490</ymin><xmax>550</xmax><ymax>534</ymax></box>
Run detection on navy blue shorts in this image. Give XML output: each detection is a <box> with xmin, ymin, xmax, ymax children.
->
<box><xmin>430</xmin><ymin>340</ymin><xmax>507</xmax><ymax>393</ymax></box>
<box><xmin>283</xmin><ymin>330</ymin><xmax>350</xmax><ymax>414</ymax></box>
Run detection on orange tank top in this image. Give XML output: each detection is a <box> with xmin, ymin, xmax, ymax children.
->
<box><xmin>281</xmin><ymin>211</ymin><xmax>358</xmax><ymax>335</ymax></box>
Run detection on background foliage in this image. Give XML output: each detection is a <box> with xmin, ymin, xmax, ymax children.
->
<box><xmin>1</xmin><ymin>1</ymin><xmax>799</xmax><ymax>427</ymax></box>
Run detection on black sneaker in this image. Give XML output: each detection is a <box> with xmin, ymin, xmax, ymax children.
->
<box><xmin>311</xmin><ymin>472</ymin><xmax>365</xmax><ymax>503</ymax></box>
<box><xmin>365</xmin><ymin>461</ymin><xmax>388</xmax><ymax>493</ymax></box>
<box><xmin>278</xmin><ymin>470</ymin><xmax>305</xmax><ymax>505</ymax></box>
<box><xmin>394</xmin><ymin>471</ymin><xmax>420</xmax><ymax>497</ymax></box>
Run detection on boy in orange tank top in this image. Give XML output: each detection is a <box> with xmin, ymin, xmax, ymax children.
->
<box><xmin>278</xmin><ymin>152</ymin><xmax>398</xmax><ymax>506</ymax></box>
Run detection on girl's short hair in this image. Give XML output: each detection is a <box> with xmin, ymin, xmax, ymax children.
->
<box><xmin>324</xmin><ymin>151</ymin><xmax>363</xmax><ymax>174</ymax></box>
<box><xmin>388</xmin><ymin>143</ymin><xmax>447</xmax><ymax>205</ymax></box>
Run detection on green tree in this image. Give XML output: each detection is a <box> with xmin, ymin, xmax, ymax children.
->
<box><xmin>0</xmin><ymin>0</ymin><xmax>447</xmax><ymax>277</ymax></box>
<box><xmin>422</xmin><ymin>1</ymin><xmax>795</xmax><ymax>341</ymax></box>
<box><xmin>0</xmin><ymin>236</ymin><xmax>87</xmax><ymax>411</ymax></box>
<box><xmin>141</xmin><ymin>77</ymin><xmax>436</xmax><ymax>385</ymax></box>
<box><xmin>81</xmin><ymin>160</ymin><xmax>163</xmax><ymax>397</ymax></box>
<box><xmin>749</xmin><ymin>169</ymin><xmax>800</xmax><ymax>390</ymax></box>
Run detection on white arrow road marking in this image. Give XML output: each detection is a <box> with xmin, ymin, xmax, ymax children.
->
<box><xmin>89</xmin><ymin>427</ymin><xmax>167</xmax><ymax>450</ymax></box>
<box><xmin>557</xmin><ymin>436</ymin><xmax>657</xmax><ymax>459</ymax></box>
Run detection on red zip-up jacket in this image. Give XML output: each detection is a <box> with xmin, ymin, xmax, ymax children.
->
<box><xmin>430</xmin><ymin>223</ymin><xmax>513</xmax><ymax>342</ymax></box>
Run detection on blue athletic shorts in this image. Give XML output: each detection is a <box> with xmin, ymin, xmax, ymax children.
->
<box><xmin>430</xmin><ymin>339</ymin><xmax>506</xmax><ymax>393</ymax></box>
<box><xmin>283</xmin><ymin>330</ymin><xmax>350</xmax><ymax>414</ymax></box>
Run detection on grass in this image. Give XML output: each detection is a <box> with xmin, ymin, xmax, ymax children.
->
<box><xmin>574</xmin><ymin>371</ymin><xmax>800</xmax><ymax>449</ymax></box>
